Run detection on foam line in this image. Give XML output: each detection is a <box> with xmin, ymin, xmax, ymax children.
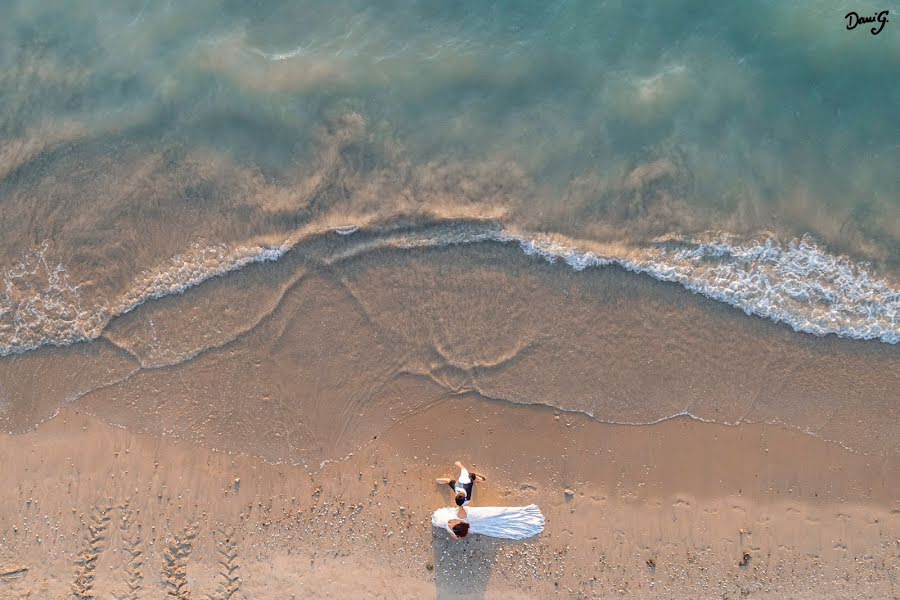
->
<box><xmin>1</xmin><ymin>224</ymin><xmax>897</xmax><ymax>356</ymax></box>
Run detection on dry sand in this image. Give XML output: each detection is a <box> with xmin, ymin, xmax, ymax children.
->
<box><xmin>1</xmin><ymin>400</ymin><xmax>897</xmax><ymax>599</ymax></box>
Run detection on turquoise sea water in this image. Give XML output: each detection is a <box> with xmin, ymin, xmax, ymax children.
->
<box><xmin>1</xmin><ymin>0</ymin><xmax>898</xmax><ymax>351</ymax></box>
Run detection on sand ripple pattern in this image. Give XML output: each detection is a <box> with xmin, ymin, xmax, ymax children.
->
<box><xmin>1</xmin><ymin>223</ymin><xmax>897</xmax><ymax>357</ymax></box>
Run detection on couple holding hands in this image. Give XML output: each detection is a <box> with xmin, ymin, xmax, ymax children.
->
<box><xmin>432</xmin><ymin>461</ymin><xmax>544</xmax><ymax>542</ymax></box>
<box><xmin>435</xmin><ymin>461</ymin><xmax>487</xmax><ymax>539</ymax></box>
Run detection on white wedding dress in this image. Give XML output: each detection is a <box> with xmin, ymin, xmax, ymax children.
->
<box><xmin>432</xmin><ymin>504</ymin><xmax>544</xmax><ymax>540</ymax></box>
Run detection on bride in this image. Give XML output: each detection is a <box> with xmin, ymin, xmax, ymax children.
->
<box><xmin>432</xmin><ymin>460</ymin><xmax>544</xmax><ymax>541</ymax></box>
<box><xmin>432</xmin><ymin>503</ymin><xmax>544</xmax><ymax>540</ymax></box>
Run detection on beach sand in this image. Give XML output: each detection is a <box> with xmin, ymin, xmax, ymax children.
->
<box><xmin>1</xmin><ymin>242</ymin><xmax>897</xmax><ymax>598</ymax></box>
<box><xmin>1</xmin><ymin>402</ymin><xmax>897</xmax><ymax>598</ymax></box>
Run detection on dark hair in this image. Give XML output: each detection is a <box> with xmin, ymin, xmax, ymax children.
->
<box><xmin>455</xmin><ymin>492</ymin><xmax>466</xmax><ymax>506</ymax></box>
<box><xmin>451</xmin><ymin>522</ymin><xmax>470</xmax><ymax>538</ymax></box>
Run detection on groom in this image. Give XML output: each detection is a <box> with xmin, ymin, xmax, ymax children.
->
<box><xmin>436</xmin><ymin>461</ymin><xmax>487</xmax><ymax>509</ymax></box>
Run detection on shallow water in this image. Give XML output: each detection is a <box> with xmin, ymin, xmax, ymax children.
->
<box><xmin>2</xmin><ymin>239</ymin><xmax>897</xmax><ymax>460</ymax></box>
<box><xmin>1</xmin><ymin>1</ymin><xmax>898</xmax><ymax>354</ymax></box>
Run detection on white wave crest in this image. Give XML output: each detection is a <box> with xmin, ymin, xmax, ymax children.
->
<box><xmin>112</xmin><ymin>241</ymin><xmax>286</xmax><ymax>312</ymax></box>
<box><xmin>0</xmin><ymin>242</ymin><xmax>105</xmax><ymax>355</ymax></box>
<box><xmin>0</xmin><ymin>241</ymin><xmax>287</xmax><ymax>356</ymax></box>
<box><xmin>1</xmin><ymin>226</ymin><xmax>897</xmax><ymax>356</ymax></box>
<box><xmin>515</xmin><ymin>233</ymin><xmax>899</xmax><ymax>344</ymax></box>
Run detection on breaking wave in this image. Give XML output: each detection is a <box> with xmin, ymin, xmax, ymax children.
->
<box><xmin>1</xmin><ymin>222</ymin><xmax>897</xmax><ymax>357</ymax></box>
<box><xmin>515</xmin><ymin>232</ymin><xmax>898</xmax><ymax>344</ymax></box>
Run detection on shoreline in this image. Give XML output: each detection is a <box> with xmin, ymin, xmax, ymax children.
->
<box><xmin>3</xmin><ymin>221</ymin><xmax>899</xmax><ymax>359</ymax></box>
<box><xmin>2</xmin><ymin>242</ymin><xmax>897</xmax><ymax>457</ymax></box>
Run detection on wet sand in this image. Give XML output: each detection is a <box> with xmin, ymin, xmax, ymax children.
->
<box><xmin>4</xmin><ymin>241</ymin><xmax>894</xmax><ymax>454</ymax></box>
<box><xmin>1</xmin><ymin>242</ymin><xmax>898</xmax><ymax>598</ymax></box>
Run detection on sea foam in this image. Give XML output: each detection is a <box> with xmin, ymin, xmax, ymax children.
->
<box><xmin>513</xmin><ymin>233</ymin><xmax>898</xmax><ymax>344</ymax></box>
<box><xmin>1</xmin><ymin>224</ymin><xmax>897</xmax><ymax>356</ymax></box>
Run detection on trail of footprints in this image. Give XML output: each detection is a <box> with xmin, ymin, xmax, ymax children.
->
<box><xmin>215</xmin><ymin>528</ymin><xmax>241</xmax><ymax>600</ymax></box>
<box><xmin>72</xmin><ymin>506</ymin><xmax>112</xmax><ymax>599</ymax></box>
<box><xmin>121</xmin><ymin>513</ymin><xmax>144</xmax><ymax>600</ymax></box>
<box><xmin>162</xmin><ymin>525</ymin><xmax>197</xmax><ymax>599</ymax></box>
<box><xmin>70</xmin><ymin>507</ymin><xmax>241</xmax><ymax>599</ymax></box>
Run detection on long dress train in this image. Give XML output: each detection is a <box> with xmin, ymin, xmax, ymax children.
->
<box><xmin>432</xmin><ymin>504</ymin><xmax>544</xmax><ymax>540</ymax></box>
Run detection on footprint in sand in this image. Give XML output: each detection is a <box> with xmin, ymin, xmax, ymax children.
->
<box><xmin>162</xmin><ymin>525</ymin><xmax>199</xmax><ymax>599</ymax></box>
<box><xmin>71</xmin><ymin>504</ymin><xmax>145</xmax><ymax>600</ymax></box>
<box><xmin>0</xmin><ymin>564</ymin><xmax>32</xmax><ymax>600</ymax></box>
<box><xmin>215</xmin><ymin>527</ymin><xmax>242</xmax><ymax>600</ymax></box>
<box><xmin>161</xmin><ymin>524</ymin><xmax>243</xmax><ymax>600</ymax></box>
<box><xmin>67</xmin><ymin>507</ymin><xmax>243</xmax><ymax>600</ymax></box>
<box><xmin>72</xmin><ymin>505</ymin><xmax>113</xmax><ymax>599</ymax></box>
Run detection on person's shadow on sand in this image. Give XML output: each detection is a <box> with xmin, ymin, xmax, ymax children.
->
<box><xmin>431</xmin><ymin>530</ymin><xmax>542</xmax><ymax>599</ymax></box>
